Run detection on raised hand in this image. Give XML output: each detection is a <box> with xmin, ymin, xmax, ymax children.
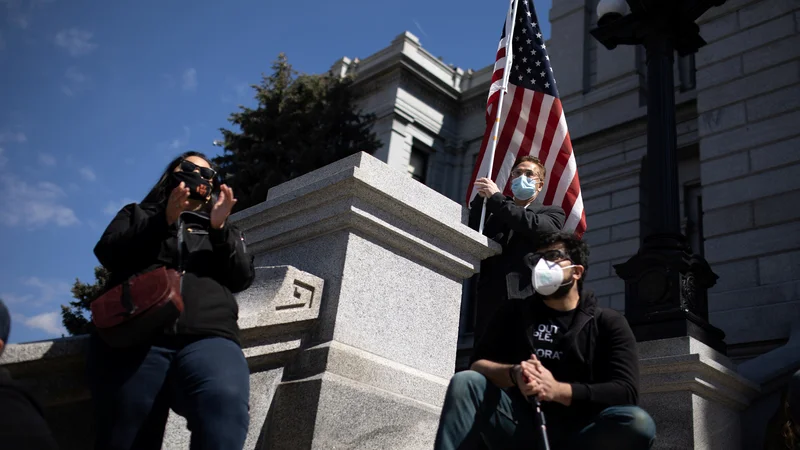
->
<box><xmin>475</xmin><ymin>177</ymin><xmax>500</xmax><ymax>198</ymax></box>
<box><xmin>210</xmin><ymin>184</ymin><xmax>238</xmax><ymax>230</ymax></box>
<box><xmin>166</xmin><ymin>182</ymin><xmax>191</xmax><ymax>225</ymax></box>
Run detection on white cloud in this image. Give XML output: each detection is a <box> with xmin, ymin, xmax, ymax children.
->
<box><xmin>54</xmin><ymin>28</ymin><xmax>97</xmax><ymax>56</ymax></box>
<box><xmin>104</xmin><ymin>197</ymin><xmax>135</xmax><ymax>216</ymax></box>
<box><xmin>65</xmin><ymin>66</ymin><xmax>86</xmax><ymax>83</ymax></box>
<box><xmin>182</xmin><ymin>68</ymin><xmax>197</xmax><ymax>91</ymax></box>
<box><xmin>159</xmin><ymin>125</ymin><xmax>191</xmax><ymax>151</ymax></box>
<box><xmin>23</xmin><ymin>277</ymin><xmax>71</xmax><ymax>304</ymax></box>
<box><xmin>2</xmin><ymin>0</ymin><xmax>54</xmax><ymax>30</ymax></box>
<box><xmin>12</xmin><ymin>16</ymin><xmax>27</xmax><ymax>29</ymax></box>
<box><xmin>61</xmin><ymin>66</ymin><xmax>89</xmax><ymax>96</ymax></box>
<box><xmin>221</xmin><ymin>79</ymin><xmax>251</xmax><ymax>104</ymax></box>
<box><xmin>38</xmin><ymin>153</ymin><xmax>56</xmax><ymax>166</ymax></box>
<box><xmin>0</xmin><ymin>130</ymin><xmax>26</xmax><ymax>143</ymax></box>
<box><xmin>1</xmin><ymin>292</ymin><xmax>30</xmax><ymax>305</ymax></box>
<box><xmin>0</xmin><ymin>174</ymin><xmax>79</xmax><ymax>227</ymax></box>
<box><xmin>16</xmin><ymin>311</ymin><xmax>65</xmax><ymax>335</ymax></box>
<box><xmin>79</xmin><ymin>167</ymin><xmax>96</xmax><ymax>181</ymax></box>
<box><xmin>1</xmin><ymin>277</ymin><xmax>71</xmax><ymax>308</ymax></box>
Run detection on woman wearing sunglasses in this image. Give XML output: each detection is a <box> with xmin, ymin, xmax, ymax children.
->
<box><xmin>87</xmin><ymin>151</ymin><xmax>255</xmax><ymax>450</ymax></box>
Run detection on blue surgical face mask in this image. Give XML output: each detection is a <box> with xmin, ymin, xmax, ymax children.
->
<box><xmin>511</xmin><ymin>176</ymin><xmax>539</xmax><ymax>201</ymax></box>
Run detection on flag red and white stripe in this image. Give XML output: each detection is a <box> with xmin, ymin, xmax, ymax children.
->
<box><xmin>466</xmin><ymin>0</ymin><xmax>586</xmax><ymax>237</ymax></box>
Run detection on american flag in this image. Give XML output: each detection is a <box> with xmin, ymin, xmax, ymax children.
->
<box><xmin>466</xmin><ymin>0</ymin><xmax>586</xmax><ymax>237</ymax></box>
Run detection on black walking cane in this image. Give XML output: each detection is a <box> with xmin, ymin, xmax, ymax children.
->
<box><xmin>524</xmin><ymin>334</ymin><xmax>552</xmax><ymax>450</ymax></box>
<box><xmin>527</xmin><ymin>396</ymin><xmax>551</xmax><ymax>450</ymax></box>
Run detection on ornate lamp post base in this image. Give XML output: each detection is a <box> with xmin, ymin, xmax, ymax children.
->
<box><xmin>592</xmin><ymin>0</ymin><xmax>728</xmax><ymax>352</ymax></box>
<box><xmin>614</xmin><ymin>233</ymin><xmax>727</xmax><ymax>354</ymax></box>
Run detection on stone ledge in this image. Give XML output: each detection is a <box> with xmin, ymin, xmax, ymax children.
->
<box><xmin>283</xmin><ymin>340</ymin><xmax>450</xmax><ymax>408</ymax></box>
<box><xmin>233</xmin><ymin>153</ymin><xmax>500</xmax><ymax>279</ymax></box>
<box><xmin>0</xmin><ymin>265</ymin><xmax>324</xmax><ymax>408</ymax></box>
<box><xmin>640</xmin><ymin>353</ymin><xmax>760</xmax><ymax>410</ymax></box>
<box><xmin>639</xmin><ymin>337</ymin><xmax>761</xmax><ymax>411</ymax></box>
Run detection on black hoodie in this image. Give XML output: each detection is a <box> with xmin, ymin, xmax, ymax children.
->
<box><xmin>0</xmin><ymin>368</ymin><xmax>59</xmax><ymax>449</ymax></box>
<box><xmin>471</xmin><ymin>290</ymin><xmax>640</xmax><ymax>439</ymax></box>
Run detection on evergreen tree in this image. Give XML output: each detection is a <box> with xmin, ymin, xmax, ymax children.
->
<box><xmin>213</xmin><ymin>53</ymin><xmax>382</xmax><ymax>211</ymax></box>
<box><xmin>60</xmin><ymin>266</ymin><xmax>109</xmax><ymax>336</ymax></box>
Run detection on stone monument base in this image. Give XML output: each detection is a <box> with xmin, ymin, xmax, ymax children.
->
<box><xmin>638</xmin><ymin>337</ymin><xmax>759</xmax><ymax>450</ymax></box>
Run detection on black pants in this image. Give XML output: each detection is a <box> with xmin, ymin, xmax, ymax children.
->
<box><xmin>87</xmin><ymin>334</ymin><xmax>250</xmax><ymax>450</ymax></box>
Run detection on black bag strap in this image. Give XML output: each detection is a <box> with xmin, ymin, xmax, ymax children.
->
<box><xmin>121</xmin><ymin>280</ymin><xmax>136</xmax><ymax>315</ymax></box>
<box><xmin>177</xmin><ymin>216</ymin><xmax>186</xmax><ymax>278</ymax></box>
<box><xmin>120</xmin><ymin>215</ymin><xmax>187</xmax><ymax>316</ymax></box>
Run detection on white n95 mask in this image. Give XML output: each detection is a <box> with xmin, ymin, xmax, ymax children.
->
<box><xmin>532</xmin><ymin>258</ymin><xmax>575</xmax><ymax>296</ymax></box>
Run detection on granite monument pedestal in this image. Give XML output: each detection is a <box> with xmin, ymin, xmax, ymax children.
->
<box><xmin>232</xmin><ymin>152</ymin><xmax>500</xmax><ymax>449</ymax></box>
<box><xmin>638</xmin><ymin>336</ymin><xmax>760</xmax><ymax>450</ymax></box>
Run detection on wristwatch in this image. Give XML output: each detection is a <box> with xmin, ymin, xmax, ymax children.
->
<box><xmin>509</xmin><ymin>365</ymin><xmax>519</xmax><ymax>387</ymax></box>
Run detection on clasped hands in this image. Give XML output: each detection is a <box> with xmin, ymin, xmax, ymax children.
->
<box><xmin>512</xmin><ymin>354</ymin><xmax>571</xmax><ymax>406</ymax></box>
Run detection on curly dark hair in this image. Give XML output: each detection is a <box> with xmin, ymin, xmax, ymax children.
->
<box><xmin>537</xmin><ymin>231</ymin><xmax>590</xmax><ymax>291</ymax></box>
<box><xmin>141</xmin><ymin>151</ymin><xmax>222</xmax><ymax>207</ymax></box>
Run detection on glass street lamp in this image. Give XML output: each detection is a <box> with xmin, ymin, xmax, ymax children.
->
<box><xmin>590</xmin><ymin>0</ymin><xmax>728</xmax><ymax>353</ymax></box>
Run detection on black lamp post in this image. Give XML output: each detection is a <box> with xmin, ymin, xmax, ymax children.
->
<box><xmin>590</xmin><ymin>0</ymin><xmax>728</xmax><ymax>353</ymax></box>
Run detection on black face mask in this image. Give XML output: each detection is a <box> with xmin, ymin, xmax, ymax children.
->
<box><xmin>171</xmin><ymin>171</ymin><xmax>212</xmax><ymax>201</ymax></box>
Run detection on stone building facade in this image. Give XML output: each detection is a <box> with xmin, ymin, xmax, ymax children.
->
<box><xmin>332</xmin><ymin>0</ymin><xmax>800</xmax><ymax>368</ymax></box>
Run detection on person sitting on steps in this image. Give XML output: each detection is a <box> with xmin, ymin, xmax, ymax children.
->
<box><xmin>433</xmin><ymin>232</ymin><xmax>656</xmax><ymax>450</ymax></box>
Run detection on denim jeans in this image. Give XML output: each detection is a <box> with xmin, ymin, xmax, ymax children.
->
<box><xmin>434</xmin><ymin>370</ymin><xmax>656</xmax><ymax>450</ymax></box>
<box><xmin>87</xmin><ymin>334</ymin><xmax>250</xmax><ymax>450</ymax></box>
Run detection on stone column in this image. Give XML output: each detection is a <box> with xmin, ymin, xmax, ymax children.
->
<box><xmin>231</xmin><ymin>152</ymin><xmax>500</xmax><ymax>449</ymax></box>
<box><xmin>638</xmin><ymin>337</ymin><xmax>760</xmax><ymax>450</ymax></box>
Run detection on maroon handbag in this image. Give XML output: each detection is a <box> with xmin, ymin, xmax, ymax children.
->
<box><xmin>91</xmin><ymin>267</ymin><xmax>184</xmax><ymax>347</ymax></box>
<box><xmin>91</xmin><ymin>220</ymin><xmax>187</xmax><ymax>348</ymax></box>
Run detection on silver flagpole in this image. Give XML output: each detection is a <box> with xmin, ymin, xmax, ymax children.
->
<box><xmin>479</xmin><ymin>0</ymin><xmax>520</xmax><ymax>234</ymax></box>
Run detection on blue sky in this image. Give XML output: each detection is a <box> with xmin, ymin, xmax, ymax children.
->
<box><xmin>0</xmin><ymin>0</ymin><xmax>552</xmax><ymax>343</ymax></box>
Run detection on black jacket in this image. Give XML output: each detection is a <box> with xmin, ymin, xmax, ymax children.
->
<box><xmin>468</xmin><ymin>193</ymin><xmax>566</xmax><ymax>301</ymax></box>
<box><xmin>94</xmin><ymin>203</ymin><xmax>255</xmax><ymax>345</ymax></box>
<box><xmin>0</xmin><ymin>368</ymin><xmax>59</xmax><ymax>449</ymax></box>
<box><xmin>472</xmin><ymin>290</ymin><xmax>640</xmax><ymax>435</ymax></box>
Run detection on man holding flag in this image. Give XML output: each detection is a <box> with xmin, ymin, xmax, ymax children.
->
<box><xmin>468</xmin><ymin>156</ymin><xmax>565</xmax><ymax>341</ymax></box>
<box><xmin>466</xmin><ymin>0</ymin><xmax>586</xmax><ymax>342</ymax></box>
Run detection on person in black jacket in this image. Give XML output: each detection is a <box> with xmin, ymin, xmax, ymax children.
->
<box><xmin>87</xmin><ymin>151</ymin><xmax>255</xmax><ymax>450</ymax></box>
<box><xmin>0</xmin><ymin>299</ymin><xmax>60</xmax><ymax>449</ymax></box>
<box><xmin>468</xmin><ymin>155</ymin><xmax>566</xmax><ymax>342</ymax></box>
<box><xmin>434</xmin><ymin>232</ymin><xmax>656</xmax><ymax>450</ymax></box>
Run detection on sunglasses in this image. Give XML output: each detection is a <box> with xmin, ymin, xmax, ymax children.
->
<box><xmin>180</xmin><ymin>160</ymin><xmax>216</xmax><ymax>180</ymax></box>
<box><xmin>530</xmin><ymin>250</ymin><xmax>571</xmax><ymax>264</ymax></box>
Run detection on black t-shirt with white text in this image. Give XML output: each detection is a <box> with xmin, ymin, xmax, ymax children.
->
<box><xmin>527</xmin><ymin>301</ymin><xmax>576</xmax><ymax>382</ymax></box>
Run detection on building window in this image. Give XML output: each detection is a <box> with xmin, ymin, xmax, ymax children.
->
<box><xmin>677</xmin><ymin>53</ymin><xmax>696</xmax><ymax>92</ymax></box>
<box><xmin>683</xmin><ymin>183</ymin><xmax>704</xmax><ymax>255</ymax></box>
<box><xmin>408</xmin><ymin>146</ymin><xmax>429</xmax><ymax>183</ymax></box>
